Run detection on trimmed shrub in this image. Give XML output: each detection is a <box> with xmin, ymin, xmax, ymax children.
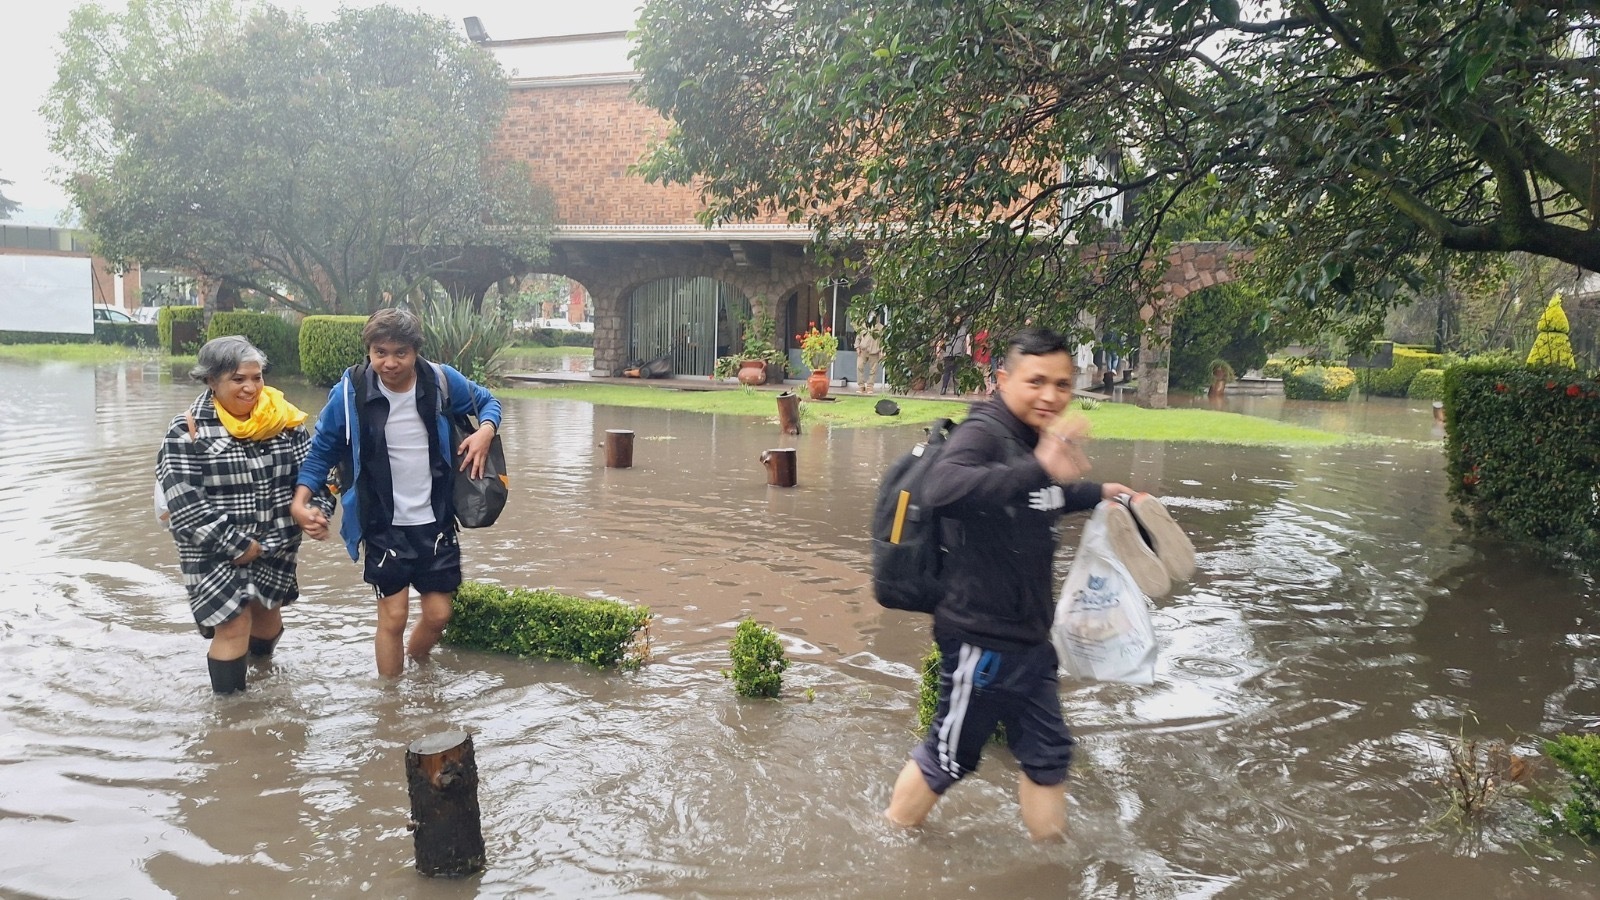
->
<box><xmin>1444</xmin><ymin>358</ymin><xmax>1600</xmax><ymax>559</ymax></box>
<box><xmin>560</xmin><ymin>330</ymin><xmax>595</xmax><ymax>347</ymax></box>
<box><xmin>299</xmin><ymin>315</ymin><xmax>368</xmax><ymax>386</ymax></box>
<box><xmin>726</xmin><ymin>618</ymin><xmax>788</xmax><ymax>698</ymax></box>
<box><xmin>1261</xmin><ymin>358</ymin><xmax>1288</xmax><ymax>379</ymax></box>
<box><xmin>92</xmin><ymin>322</ymin><xmax>158</xmax><ymax>347</ymax></box>
<box><xmin>1408</xmin><ymin>368</ymin><xmax>1446</xmax><ymax>401</ymax></box>
<box><xmin>0</xmin><ymin>331</ymin><xmax>93</xmax><ymax>345</ymax></box>
<box><xmin>1283</xmin><ymin>365</ymin><xmax>1356</xmax><ymax>401</ymax></box>
<box><xmin>206</xmin><ymin>311</ymin><xmax>298</xmax><ymax>375</ymax></box>
<box><xmin>444</xmin><ymin>581</ymin><xmax>651</xmax><ymax>669</ymax></box>
<box><xmin>158</xmin><ymin>306</ymin><xmax>206</xmax><ymax>353</ymax></box>
<box><xmin>1356</xmin><ymin>346</ymin><xmax>1443</xmax><ymax>396</ymax></box>
<box><xmin>1534</xmin><ymin>734</ymin><xmax>1600</xmax><ymax>842</ymax></box>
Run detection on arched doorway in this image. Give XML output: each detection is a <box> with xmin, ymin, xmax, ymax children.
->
<box><xmin>626</xmin><ymin>277</ymin><xmax>748</xmax><ymax>377</ymax></box>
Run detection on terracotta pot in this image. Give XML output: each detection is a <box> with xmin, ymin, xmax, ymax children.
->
<box><xmin>807</xmin><ymin>368</ymin><xmax>831</xmax><ymax>400</ymax></box>
<box><xmin>737</xmin><ymin>359</ymin><xmax>768</xmax><ymax>386</ymax></box>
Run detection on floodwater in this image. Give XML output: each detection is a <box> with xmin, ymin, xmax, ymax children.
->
<box><xmin>2</xmin><ymin>359</ymin><xmax>1597</xmax><ymax>900</ymax></box>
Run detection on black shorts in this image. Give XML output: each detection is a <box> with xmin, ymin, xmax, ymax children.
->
<box><xmin>363</xmin><ymin>524</ymin><xmax>462</xmax><ymax>598</ymax></box>
<box><xmin>911</xmin><ymin>638</ymin><xmax>1076</xmax><ymax>794</ymax></box>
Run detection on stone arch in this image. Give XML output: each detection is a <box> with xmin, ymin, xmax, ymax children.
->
<box><xmin>1133</xmin><ymin>241</ymin><xmax>1255</xmax><ymax>409</ymax></box>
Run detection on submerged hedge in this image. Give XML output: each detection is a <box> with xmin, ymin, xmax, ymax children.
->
<box><xmin>1357</xmin><ymin>346</ymin><xmax>1442</xmax><ymax>397</ymax></box>
<box><xmin>444</xmin><ymin>581</ymin><xmax>651</xmax><ymax>669</ymax></box>
<box><xmin>158</xmin><ymin>306</ymin><xmax>206</xmax><ymax>353</ymax></box>
<box><xmin>1283</xmin><ymin>365</ymin><xmax>1356</xmax><ymax>401</ymax></box>
<box><xmin>299</xmin><ymin>315</ymin><xmax>367</xmax><ymax>386</ymax></box>
<box><xmin>1408</xmin><ymin>368</ymin><xmax>1446</xmax><ymax>401</ymax></box>
<box><xmin>1444</xmin><ymin>358</ymin><xmax>1600</xmax><ymax>559</ymax></box>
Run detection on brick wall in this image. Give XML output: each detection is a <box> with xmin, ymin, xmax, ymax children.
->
<box><xmin>493</xmin><ymin>80</ymin><xmax>788</xmax><ymax>227</ymax></box>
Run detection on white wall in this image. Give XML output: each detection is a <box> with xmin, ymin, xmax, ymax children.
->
<box><xmin>0</xmin><ymin>255</ymin><xmax>93</xmax><ymax>334</ymax></box>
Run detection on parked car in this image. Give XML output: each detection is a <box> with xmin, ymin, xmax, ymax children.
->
<box><xmin>132</xmin><ymin>307</ymin><xmax>162</xmax><ymax>324</ymax></box>
<box><xmin>92</xmin><ymin>305</ymin><xmax>135</xmax><ymax>324</ymax></box>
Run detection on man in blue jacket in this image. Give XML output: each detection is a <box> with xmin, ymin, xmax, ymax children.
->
<box><xmin>290</xmin><ymin>308</ymin><xmax>502</xmax><ymax>677</ymax></box>
<box><xmin>884</xmin><ymin>327</ymin><xmax>1131</xmax><ymax>841</ymax></box>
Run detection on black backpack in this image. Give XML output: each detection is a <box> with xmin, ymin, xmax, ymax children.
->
<box><xmin>870</xmin><ymin>418</ymin><xmax>957</xmax><ymax>613</ymax></box>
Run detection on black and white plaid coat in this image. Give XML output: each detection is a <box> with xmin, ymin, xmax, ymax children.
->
<box><xmin>156</xmin><ymin>390</ymin><xmax>310</xmax><ymax>628</ymax></box>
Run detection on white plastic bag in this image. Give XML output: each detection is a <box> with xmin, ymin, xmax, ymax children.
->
<box><xmin>1052</xmin><ymin>501</ymin><xmax>1159</xmax><ymax>684</ymax></box>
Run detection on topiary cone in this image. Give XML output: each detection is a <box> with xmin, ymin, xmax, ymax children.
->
<box><xmin>1527</xmin><ymin>293</ymin><xmax>1577</xmax><ymax>368</ymax></box>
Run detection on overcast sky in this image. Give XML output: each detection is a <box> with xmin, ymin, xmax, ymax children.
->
<box><xmin>1</xmin><ymin>0</ymin><xmax>643</xmax><ymax>226</ymax></box>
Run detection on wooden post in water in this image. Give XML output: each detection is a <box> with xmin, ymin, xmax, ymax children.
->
<box><xmin>762</xmin><ymin>448</ymin><xmax>797</xmax><ymax>487</ymax></box>
<box><xmin>604</xmin><ymin>429</ymin><xmax>634</xmax><ymax>468</ymax></box>
<box><xmin>405</xmin><ymin>731</ymin><xmax>485</xmax><ymax>877</ymax></box>
<box><xmin>775</xmin><ymin>391</ymin><xmax>801</xmax><ymax>435</ymax></box>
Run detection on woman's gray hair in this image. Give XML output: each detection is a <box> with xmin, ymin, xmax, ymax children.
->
<box><xmin>190</xmin><ymin>335</ymin><xmax>269</xmax><ymax>383</ymax></box>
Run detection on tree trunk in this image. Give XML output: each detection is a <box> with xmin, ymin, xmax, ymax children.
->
<box><xmin>405</xmin><ymin>731</ymin><xmax>486</xmax><ymax>877</ymax></box>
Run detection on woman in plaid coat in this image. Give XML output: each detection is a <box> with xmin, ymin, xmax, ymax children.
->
<box><xmin>156</xmin><ymin>336</ymin><xmax>311</xmax><ymax>695</ymax></box>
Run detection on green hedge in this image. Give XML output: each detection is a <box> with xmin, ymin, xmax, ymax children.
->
<box><xmin>299</xmin><ymin>315</ymin><xmax>368</xmax><ymax>386</ymax></box>
<box><xmin>1261</xmin><ymin>358</ymin><xmax>1288</xmax><ymax>379</ymax></box>
<box><xmin>727</xmin><ymin>618</ymin><xmax>788</xmax><ymax>698</ymax></box>
<box><xmin>206</xmin><ymin>311</ymin><xmax>299</xmax><ymax>375</ymax></box>
<box><xmin>91</xmin><ymin>322</ymin><xmax>157</xmax><ymax>347</ymax></box>
<box><xmin>1408</xmin><ymin>368</ymin><xmax>1446</xmax><ymax>401</ymax></box>
<box><xmin>0</xmin><ymin>331</ymin><xmax>93</xmax><ymax>345</ymax></box>
<box><xmin>917</xmin><ymin>643</ymin><xmax>1005</xmax><ymax>744</ymax></box>
<box><xmin>1357</xmin><ymin>346</ymin><xmax>1442</xmax><ymax>396</ymax></box>
<box><xmin>1535</xmin><ymin>734</ymin><xmax>1600</xmax><ymax>842</ymax></box>
<box><xmin>1444</xmin><ymin>359</ymin><xmax>1600</xmax><ymax>559</ymax></box>
<box><xmin>443</xmin><ymin>581</ymin><xmax>651</xmax><ymax>669</ymax></box>
<box><xmin>158</xmin><ymin>307</ymin><xmax>206</xmax><ymax>353</ymax></box>
<box><xmin>1283</xmin><ymin>365</ymin><xmax>1356</xmax><ymax>401</ymax></box>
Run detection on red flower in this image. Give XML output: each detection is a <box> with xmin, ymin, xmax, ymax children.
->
<box><xmin>1568</xmin><ymin>384</ymin><xmax>1582</xmax><ymax>397</ymax></box>
<box><xmin>1462</xmin><ymin>473</ymin><xmax>1479</xmax><ymax>486</ymax></box>
<box><xmin>1494</xmin><ymin>383</ymin><xmax>1507</xmax><ymax>393</ymax></box>
<box><xmin>1546</xmin><ymin>380</ymin><xmax>1558</xmax><ymax>390</ymax></box>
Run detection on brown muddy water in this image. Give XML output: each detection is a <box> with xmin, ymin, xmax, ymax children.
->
<box><xmin>2</xmin><ymin>359</ymin><xmax>1597</xmax><ymax>900</ymax></box>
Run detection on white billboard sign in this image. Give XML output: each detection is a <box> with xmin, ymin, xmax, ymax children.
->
<box><xmin>0</xmin><ymin>255</ymin><xmax>93</xmax><ymax>334</ymax></box>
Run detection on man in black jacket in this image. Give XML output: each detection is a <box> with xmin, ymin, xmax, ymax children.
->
<box><xmin>884</xmin><ymin>327</ymin><xmax>1132</xmax><ymax>841</ymax></box>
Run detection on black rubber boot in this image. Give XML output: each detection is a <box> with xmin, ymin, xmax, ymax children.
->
<box><xmin>207</xmin><ymin>654</ymin><xmax>248</xmax><ymax>695</ymax></box>
<box><xmin>248</xmin><ymin>628</ymin><xmax>284</xmax><ymax>659</ymax></box>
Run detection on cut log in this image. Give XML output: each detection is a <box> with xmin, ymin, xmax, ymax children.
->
<box><xmin>775</xmin><ymin>391</ymin><xmax>801</xmax><ymax>435</ymax></box>
<box><xmin>762</xmin><ymin>448</ymin><xmax>797</xmax><ymax>487</ymax></box>
<box><xmin>604</xmin><ymin>429</ymin><xmax>634</xmax><ymax>468</ymax></box>
<box><xmin>405</xmin><ymin>731</ymin><xmax>486</xmax><ymax>877</ymax></box>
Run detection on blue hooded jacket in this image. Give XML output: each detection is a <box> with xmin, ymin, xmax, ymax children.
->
<box><xmin>297</xmin><ymin>361</ymin><xmax>503</xmax><ymax>560</ymax></box>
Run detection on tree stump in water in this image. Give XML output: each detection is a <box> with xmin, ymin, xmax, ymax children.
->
<box><xmin>604</xmin><ymin>429</ymin><xmax>634</xmax><ymax>468</ymax></box>
<box><xmin>405</xmin><ymin>731</ymin><xmax>485</xmax><ymax>877</ymax></box>
<box><xmin>775</xmin><ymin>391</ymin><xmax>801</xmax><ymax>435</ymax></box>
<box><xmin>762</xmin><ymin>448</ymin><xmax>797</xmax><ymax>487</ymax></box>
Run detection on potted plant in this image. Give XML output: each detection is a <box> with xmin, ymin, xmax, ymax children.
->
<box><xmin>720</xmin><ymin>312</ymin><xmax>784</xmax><ymax>385</ymax></box>
<box><xmin>797</xmin><ymin>322</ymin><xmax>839</xmax><ymax>399</ymax></box>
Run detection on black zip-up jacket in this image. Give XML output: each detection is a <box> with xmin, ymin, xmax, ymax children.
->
<box><xmin>352</xmin><ymin>362</ymin><xmax>454</xmax><ymax>544</ymax></box>
<box><xmin>924</xmin><ymin>397</ymin><xmax>1102</xmax><ymax>651</ymax></box>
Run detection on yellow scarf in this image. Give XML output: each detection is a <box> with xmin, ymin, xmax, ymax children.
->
<box><xmin>214</xmin><ymin>385</ymin><xmax>308</xmax><ymax>441</ymax></box>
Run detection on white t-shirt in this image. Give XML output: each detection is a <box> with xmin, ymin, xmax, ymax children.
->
<box><xmin>376</xmin><ymin>380</ymin><xmax>435</xmax><ymax>526</ymax></box>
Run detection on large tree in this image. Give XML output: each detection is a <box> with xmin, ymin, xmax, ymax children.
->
<box><xmin>45</xmin><ymin>0</ymin><xmax>550</xmax><ymax>314</ymax></box>
<box><xmin>633</xmin><ymin>0</ymin><xmax>1600</xmax><ymax>358</ymax></box>
<box><xmin>0</xmin><ymin>175</ymin><xmax>19</xmax><ymax>220</ymax></box>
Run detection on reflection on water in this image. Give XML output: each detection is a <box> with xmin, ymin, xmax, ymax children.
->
<box><xmin>1</xmin><ymin>359</ymin><xmax>1596</xmax><ymax>899</ymax></box>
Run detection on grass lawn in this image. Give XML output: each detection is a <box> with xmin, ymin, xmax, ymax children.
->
<box><xmin>500</xmin><ymin>383</ymin><xmax>1364</xmax><ymax>446</ymax></box>
<box><xmin>0</xmin><ymin>343</ymin><xmax>164</xmax><ymax>364</ymax></box>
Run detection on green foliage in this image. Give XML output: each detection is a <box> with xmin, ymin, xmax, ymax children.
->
<box><xmin>635</xmin><ymin>0</ymin><xmax>1600</xmax><ymax>365</ymax></box>
<box><xmin>1535</xmin><ymin>734</ymin><xmax>1600</xmax><ymax>842</ymax></box>
<box><xmin>1261</xmin><ymin>358</ymin><xmax>1288</xmax><ymax>379</ymax></box>
<box><xmin>726</xmin><ymin>618</ymin><xmax>788</xmax><ymax>698</ymax></box>
<box><xmin>298</xmin><ymin>315</ymin><xmax>367</xmax><ymax>386</ymax></box>
<box><xmin>0</xmin><ymin>331</ymin><xmax>93</xmax><ymax>346</ymax></box>
<box><xmin>444</xmin><ymin>581</ymin><xmax>651</xmax><ymax>669</ymax></box>
<box><xmin>420</xmin><ymin>294</ymin><xmax>514</xmax><ymax>386</ymax></box>
<box><xmin>1357</xmin><ymin>346</ymin><xmax>1443</xmax><ymax>396</ymax></box>
<box><xmin>1444</xmin><ymin>359</ymin><xmax>1600</xmax><ymax>559</ymax></box>
<box><xmin>1283</xmin><ymin>365</ymin><xmax>1356</xmax><ymax>401</ymax></box>
<box><xmin>560</xmin><ymin>330</ymin><xmax>594</xmax><ymax>347</ymax></box>
<box><xmin>1528</xmin><ymin>293</ymin><xmax>1578</xmax><ymax>368</ymax></box>
<box><xmin>1169</xmin><ymin>284</ymin><xmax>1272</xmax><ymax>391</ymax></box>
<box><xmin>45</xmin><ymin>1</ymin><xmax>550</xmax><ymax>315</ymax></box>
<box><xmin>158</xmin><ymin>306</ymin><xmax>206</xmax><ymax>354</ymax></box>
<box><xmin>1408</xmin><ymin>368</ymin><xmax>1446</xmax><ymax>401</ymax></box>
<box><xmin>91</xmin><ymin>322</ymin><xmax>157</xmax><ymax>347</ymax></box>
<box><xmin>205</xmin><ymin>310</ymin><xmax>298</xmax><ymax>375</ymax></box>
<box><xmin>916</xmin><ymin>644</ymin><xmax>941</xmax><ymax>734</ymax></box>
